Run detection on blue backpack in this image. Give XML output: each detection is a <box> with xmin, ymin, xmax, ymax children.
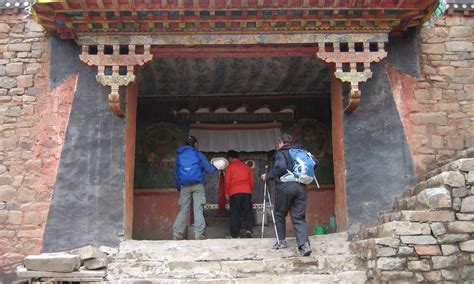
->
<box><xmin>281</xmin><ymin>149</ymin><xmax>320</xmax><ymax>187</ymax></box>
<box><xmin>176</xmin><ymin>148</ymin><xmax>203</xmax><ymax>187</ymax></box>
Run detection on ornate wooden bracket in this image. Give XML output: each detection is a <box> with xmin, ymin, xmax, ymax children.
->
<box><xmin>79</xmin><ymin>45</ymin><xmax>152</xmax><ymax>116</ymax></box>
<box><xmin>316</xmin><ymin>42</ymin><xmax>387</xmax><ymax>113</ymax></box>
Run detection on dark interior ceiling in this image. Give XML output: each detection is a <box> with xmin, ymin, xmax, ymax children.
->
<box><xmin>137</xmin><ymin>56</ymin><xmax>331</xmax><ymax>97</ymax></box>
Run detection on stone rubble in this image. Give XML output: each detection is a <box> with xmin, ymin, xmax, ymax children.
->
<box><xmin>353</xmin><ymin>157</ymin><xmax>474</xmax><ymax>282</ymax></box>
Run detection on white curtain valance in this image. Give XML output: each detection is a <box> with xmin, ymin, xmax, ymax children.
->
<box><xmin>189</xmin><ymin>123</ymin><xmax>282</xmax><ymax>152</ymax></box>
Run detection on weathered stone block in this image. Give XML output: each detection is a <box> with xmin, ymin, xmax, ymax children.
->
<box><xmin>84</xmin><ymin>258</ymin><xmax>108</xmax><ymax>270</ymax></box>
<box><xmin>398</xmin><ymin>246</ymin><xmax>414</xmax><ymax>256</ymax></box>
<box><xmin>431</xmin><ymin>222</ymin><xmax>447</xmax><ymax>236</ymax></box>
<box><xmin>8</xmin><ymin>43</ymin><xmax>31</xmax><ymax>52</ymax></box>
<box><xmin>460</xmin><ymin>240</ymin><xmax>474</xmax><ymax>252</ymax></box>
<box><xmin>447</xmin><ymin>221</ymin><xmax>474</xmax><ymax>233</ymax></box>
<box><xmin>401</xmin><ymin>236</ymin><xmax>437</xmax><ymax>245</ymax></box>
<box><xmin>24</xmin><ymin>253</ymin><xmax>81</xmax><ymax>272</ymax></box>
<box><xmin>374</xmin><ymin>238</ymin><xmax>400</xmax><ymax>247</ymax></box>
<box><xmin>453</xmin><ymin>197</ymin><xmax>462</xmax><ymax>211</ymax></box>
<box><xmin>410</xmin><ymin>112</ymin><xmax>447</xmax><ymax>125</ymax></box>
<box><xmin>77</xmin><ymin>245</ymin><xmax>107</xmax><ymax>260</ymax></box>
<box><xmin>407</xmin><ymin>259</ymin><xmax>431</xmax><ymax>271</ymax></box>
<box><xmin>421</xmin><ymin>43</ymin><xmax>445</xmax><ymax>54</ymax></box>
<box><xmin>442</xmin><ymin>269</ymin><xmax>462</xmax><ymax>281</ymax></box>
<box><xmin>400</xmin><ymin>210</ymin><xmax>455</xmax><ymax>222</ymax></box>
<box><xmin>417</xmin><ymin>186</ymin><xmax>452</xmax><ymax>209</ymax></box>
<box><xmin>379</xmin><ymin>271</ymin><xmax>413</xmax><ymax>281</ymax></box>
<box><xmin>452</xmin><ymin>187</ymin><xmax>470</xmax><ymax>198</ymax></box>
<box><xmin>414</xmin><ymin>245</ymin><xmax>442</xmax><ymax>255</ymax></box>
<box><xmin>427</xmin><ymin>172</ymin><xmax>465</xmax><ymax>188</ymax></box>
<box><xmin>0</xmin><ymin>185</ymin><xmax>16</xmax><ymax>202</ymax></box>
<box><xmin>377</xmin><ymin>257</ymin><xmax>407</xmax><ymax>270</ymax></box>
<box><xmin>377</xmin><ymin>247</ymin><xmax>397</xmax><ymax>257</ymax></box>
<box><xmin>445</xmin><ymin>41</ymin><xmax>473</xmax><ymax>52</ymax></box>
<box><xmin>467</xmin><ymin>172</ymin><xmax>474</xmax><ymax>185</ymax></box>
<box><xmin>378</xmin><ymin>222</ymin><xmax>431</xmax><ymax>237</ymax></box>
<box><xmin>432</xmin><ymin>255</ymin><xmax>458</xmax><ymax>269</ymax></box>
<box><xmin>423</xmin><ymin>271</ymin><xmax>443</xmax><ymax>282</ymax></box>
<box><xmin>0</xmin><ymin>23</ymin><xmax>11</xmax><ymax>33</ymax></box>
<box><xmin>17</xmin><ymin>75</ymin><xmax>33</xmax><ymax>88</ymax></box>
<box><xmin>0</xmin><ymin>77</ymin><xmax>17</xmax><ymax>89</ymax></box>
<box><xmin>462</xmin><ymin>265</ymin><xmax>474</xmax><ymax>280</ymax></box>
<box><xmin>441</xmin><ymin>244</ymin><xmax>459</xmax><ymax>255</ymax></box>
<box><xmin>25</xmin><ymin>22</ymin><xmax>45</xmax><ymax>33</ymax></box>
<box><xmin>457</xmin><ymin>213</ymin><xmax>474</xmax><ymax>220</ymax></box>
<box><xmin>6</xmin><ymin>63</ymin><xmax>23</xmax><ymax>76</ymax></box>
<box><xmin>438</xmin><ymin>233</ymin><xmax>470</xmax><ymax>244</ymax></box>
<box><xmin>461</xmin><ymin>196</ymin><xmax>474</xmax><ymax>212</ymax></box>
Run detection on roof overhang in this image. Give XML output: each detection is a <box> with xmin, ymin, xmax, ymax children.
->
<box><xmin>30</xmin><ymin>0</ymin><xmax>439</xmax><ymax>39</ymax></box>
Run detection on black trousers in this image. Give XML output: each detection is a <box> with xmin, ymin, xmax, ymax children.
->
<box><xmin>229</xmin><ymin>193</ymin><xmax>254</xmax><ymax>238</ymax></box>
<box><xmin>274</xmin><ymin>182</ymin><xmax>309</xmax><ymax>247</ymax></box>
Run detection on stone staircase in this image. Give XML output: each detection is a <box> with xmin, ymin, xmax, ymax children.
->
<box><xmin>106</xmin><ymin>232</ymin><xmax>368</xmax><ymax>283</ymax></box>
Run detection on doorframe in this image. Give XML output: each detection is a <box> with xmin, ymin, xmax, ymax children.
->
<box><xmin>123</xmin><ymin>62</ymin><xmax>348</xmax><ymax>239</ymax></box>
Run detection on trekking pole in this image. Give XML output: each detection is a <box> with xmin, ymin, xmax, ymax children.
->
<box><xmin>265</xmin><ymin>181</ymin><xmax>280</xmax><ymax>245</ymax></box>
<box><xmin>261</xmin><ymin>166</ymin><xmax>268</xmax><ymax>238</ymax></box>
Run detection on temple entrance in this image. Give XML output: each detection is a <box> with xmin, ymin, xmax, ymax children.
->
<box><xmin>131</xmin><ymin>56</ymin><xmax>337</xmax><ymax>240</ymax></box>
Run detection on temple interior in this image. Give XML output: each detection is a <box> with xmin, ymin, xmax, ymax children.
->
<box><xmin>132</xmin><ymin>56</ymin><xmax>337</xmax><ymax>240</ymax></box>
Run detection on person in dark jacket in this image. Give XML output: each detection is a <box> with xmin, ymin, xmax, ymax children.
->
<box><xmin>173</xmin><ymin>136</ymin><xmax>217</xmax><ymax>240</ymax></box>
<box><xmin>261</xmin><ymin>133</ymin><xmax>312</xmax><ymax>256</ymax></box>
<box><xmin>225</xmin><ymin>150</ymin><xmax>255</xmax><ymax>238</ymax></box>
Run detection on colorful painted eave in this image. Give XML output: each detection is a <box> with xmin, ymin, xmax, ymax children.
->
<box><xmin>29</xmin><ymin>0</ymin><xmax>439</xmax><ymax>39</ymax></box>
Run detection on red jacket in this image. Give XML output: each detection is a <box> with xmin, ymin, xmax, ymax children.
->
<box><xmin>225</xmin><ymin>159</ymin><xmax>255</xmax><ymax>196</ymax></box>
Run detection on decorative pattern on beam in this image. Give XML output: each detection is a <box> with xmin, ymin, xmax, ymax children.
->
<box><xmin>316</xmin><ymin>40</ymin><xmax>387</xmax><ymax>113</ymax></box>
<box><xmin>79</xmin><ymin>44</ymin><xmax>152</xmax><ymax>116</ymax></box>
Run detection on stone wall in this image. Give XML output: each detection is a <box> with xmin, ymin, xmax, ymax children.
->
<box><xmin>0</xmin><ymin>11</ymin><xmax>72</xmax><ymax>278</ymax></box>
<box><xmin>389</xmin><ymin>13</ymin><xmax>473</xmax><ymax>176</ymax></box>
<box><xmin>353</xmin><ymin>152</ymin><xmax>474</xmax><ymax>282</ymax></box>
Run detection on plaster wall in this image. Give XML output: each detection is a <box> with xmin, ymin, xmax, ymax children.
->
<box><xmin>41</xmin><ymin>37</ymin><xmax>126</xmax><ymax>252</ymax></box>
<box><xmin>344</xmin><ymin>31</ymin><xmax>419</xmax><ymax>233</ymax></box>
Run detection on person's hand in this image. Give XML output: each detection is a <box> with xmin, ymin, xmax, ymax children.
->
<box><xmin>225</xmin><ymin>194</ymin><xmax>229</xmax><ymax>200</ymax></box>
<box><xmin>261</xmin><ymin>174</ymin><xmax>267</xmax><ymax>181</ymax></box>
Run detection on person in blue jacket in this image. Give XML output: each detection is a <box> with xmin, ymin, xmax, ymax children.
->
<box><xmin>173</xmin><ymin>135</ymin><xmax>217</xmax><ymax>240</ymax></box>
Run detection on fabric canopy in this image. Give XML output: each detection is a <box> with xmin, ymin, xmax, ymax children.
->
<box><xmin>189</xmin><ymin>123</ymin><xmax>281</xmax><ymax>152</ymax></box>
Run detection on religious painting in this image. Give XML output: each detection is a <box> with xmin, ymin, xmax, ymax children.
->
<box><xmin>291</xmin><ymin>119</ymin><xmax>334</xmax><ymax>185</ymax></box>
<box><xmin>134</xmin><ymin>122</ymin><xmax>185</xmax><ymax>189</ymax></box>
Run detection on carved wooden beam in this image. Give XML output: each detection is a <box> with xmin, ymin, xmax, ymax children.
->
<box><xmin>316</xmin><ymin>41</ymin><xmax>387</xmax><ymax>113</ymax></box>
<box><xmin>79</xmin><ymin>44</ymin><xmax>152</xmax><ymax>116</ymax></box>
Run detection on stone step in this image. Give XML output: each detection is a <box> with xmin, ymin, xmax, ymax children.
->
<box><xmin>112</xmin><ymin>271</ymin><xmax>368</xmax><ymax>283</ymax></box>
<box><xmin>187</xmin><ymin>224</ymin><xmax>277</xmax><ymax>239</ymax></box>
<box><xmin>106</xmin><ymin>254</ymin><xmax>364</xmax><ymax>280</ymax></box>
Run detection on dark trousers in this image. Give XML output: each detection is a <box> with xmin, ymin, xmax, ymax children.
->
<box><xmin>229</xmin><ymin>193</ymin><xmax>254</xmax><ymax>238</ymax></box>
<box><xmin>274</xmin><ymin>182</ymin><xmax>309</xmax><ymax>247</ymax></box>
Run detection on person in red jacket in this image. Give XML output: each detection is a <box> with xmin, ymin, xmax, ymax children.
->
<box><xmin>225</xmin><ymin>150</ymin><xmax>255</xmax><ymax>238</ymax></box>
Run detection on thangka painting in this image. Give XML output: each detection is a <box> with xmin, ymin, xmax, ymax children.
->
<box><xmin>134</xmin><ymin>122</ymin><xmax>185</xmax><ymax>189</ymax></box>
<box><xmin>291</xmin><ymin>119</ymin><xmax>334</xmax><ymax>185</ymax></box>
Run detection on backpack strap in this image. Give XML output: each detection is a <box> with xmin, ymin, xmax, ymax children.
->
<box><xmin>281</xmin><ymin>149</ymin><xmax>293</xmax><ymax>171</ymax></box>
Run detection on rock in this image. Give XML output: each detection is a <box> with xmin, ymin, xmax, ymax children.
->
<box><xmin>437</xmin><ymin>233</ymin><xmax>470</xmax><ymax>244</ymax></box>
<box><xmin>377</xmin><ymin>247</ymin><xmax>397</xmax><ymax>257</ymax></box>
<box><xmin>379</xmin><ymin>271</ymin><xmax>413</xmax><ymax>281</ymax></box>
<box><xmin>467</xmin><ymin>172</ymin><xmax>474</xmax><ymax>185</ymax></box>
<box><xmin>77</xmin><ymin>245</ymin><xmax>107</xmax><ymax>260</ymax></box>
<box><xmin>99</xmin><ymin>246</ymin><xmax>118</xmax><ymax>255</ymax></box>
<box><xmin>414</xmin><ymin>245</ymin><xmax>442</xmax><ymax>256</ymax></box>
<box><xmin>441</xmin><ymin>244</ymin><xmax>459</xmax><ymax>255</ymax></box>
<box><xmin>84</xmin><ymin>258</ymin><xmax>108</xmax><ymax>270</ymax></box>
<box><xmin>428</xmin><ymin>172</ymin><xmax>466</xmax><ymax>187</ymax></box>
<box><xmin>423</xmin><ymin>271</ymin><xmax>443</xmax><ymax>282</ymax></box>
<box><xmin>25</xmin><ymin>21</ymin><xmax>45</xmax><ymax>33</ymax></box>
<box><xmin>447</xmin><ymin>221</ymin><xmax>474</xmax><ymax>233</ymax></box>
<box><xmin>400</xmin><ymin>210</ymin><xmax>455</xmax><ymax>222</ymax></box>
<box><xmin>459</xmin><ymin>240</ymin><xmax>474</xmax><ymax>252</ymax></box>
<box><xmin>397</xmin><ymin>246</ymin><xmax>414</xmax><ymax>256</ymax></box>
<box><xmin>6</xmin><ymin>63</ymin><xmax>23</xmax><ymax>76</ymax></box>
<box><xmin>376</xmin><ymin>257</ymin><xmax>407</xmax><ymax>270</ymax></box>
<box><xmin>456</xmin><ymin>213</ymin><xmax>474</xmax><ymax>220</ymax></box>
<box><xmin>417</xmin><ymin>187</ymin><xmax>452</xmax><ymax>209</ymax></box>
<box><xmin>430</xmin><ymin>222</ymin><xmax>447</xmax><ymax>236</ymax></box>
<box><xmin>378</xmin><ymin>222</ymin><xmax>431</xmax><ymax>237</ymax></box>
<box><xmin>24</xmin><ymin>253</ymin><xmax>81</xmax><ymax>272</ymax></box>
<box><xmin>8</xmin><ymin>43</ymin><xmax>31</xmax><ymax>52</ymax></box>
<box><xmin>0</xmin><ymin>185</ymin><xmax>16</xmax><ymax>202</ymax></box>
<box><xmin>17</xmin><ymin>75</ymin><xmax>33</xmax><ymax>88</ymax></box>
<box><xmin>407</xmin><ymin>259</ymin><xmax>431</xmax><ymax>271</ymax></box>
<box><xmin>0</xmin><ymin>77</ymin><xmax>17</xmax><ymax>89</ymax></box>
<box><xmin>461</xmin><ymin>196</ymin><xmax>474</xmax><ymax>212</ymax></box>
<box><xmin>374</xmin><ymin>238</ymin><xmax>400</xmax><ymax>247</ymax></box>
<box><xmin>445</xmin><ymin>41</ymin><xmax>473</xmax><ymax>52</ymax></box>
<box><xmin>432</xmin><ymin>255</ymin><xmax>458</xmax><ymax>269</ymax></box>
<box><xmin>452</xmin><ymin>187</ymin><xmax>469</xmax><ymax>198</ymax></box>
<box><xmin>461</xmin><ymin>265</ymin><xmax>474</xmax><ymax>280</ymax></box>
<box><xmin>401</xmin><ymin>236</ymin><xmax>437</xmax><ymax>245</ymax></box>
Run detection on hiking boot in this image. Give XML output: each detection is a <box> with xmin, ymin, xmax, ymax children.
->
<box><xmin>298</xmin><ymin>242</ymin><xmax>312</xmax><ymax>256</ymax></box>
<box><xmin>172</xmin><ymin>232</ymin><xmax>183</xmax><ymax>240</ymax></box>
<box><xmin>245</xmin><ymin>231</ymin><xmax>253</xmax><ymax>238</ymax></box>
<box><xmin>272</xmin><ymin>240</ymin><xmax>288</xmax><ymax>250</ymax></box>
<box><xmin>195</xmin><ymin>234</ymin><xmax>206</xmax><ymax>240</ymax></box>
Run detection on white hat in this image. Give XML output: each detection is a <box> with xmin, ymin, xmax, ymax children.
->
<box><xmin>211</xmin><ymin>157</ymin><xmax>229</xmax><ymax>170</ymax></box>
